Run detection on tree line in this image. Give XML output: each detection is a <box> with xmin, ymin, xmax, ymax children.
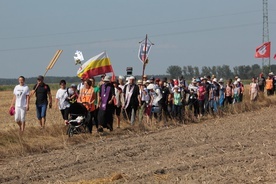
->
<box><xmin>166</xmin><ymin>64</ymin><xmax>276</xmax><ymax>80</ymax></box>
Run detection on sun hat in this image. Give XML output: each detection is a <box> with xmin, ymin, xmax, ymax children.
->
<box><xmin>129</xmin><ymin>76</ymin><xmax>135</xmax><ymax>80</ymax></box>
<box><xmin>147</xmin><ymin>83</ymin><xmax>155</xmax><ymax>90</ymax></box>
<box><xmin>103</xmin><ymin>76</ymin><xmax>111</xmax><ymax>82</ymax></box>
<box><xmin>118</xmin><ymin>75</ymin><xmax>124</xmax><ymax>80</ymax></box>
<box><xmin>219</xmin><ymin>78</ymin><xmax>224</xmax><ymax>83</ymax></box>
<box><xmin>213</xmin><ymin>78</ymin><xmax>217</xmax><ymax>83</ymax></box>
<box><xmin>9</xmin><ymin>106</ymin><xmax>15</xmax><ymax>116</ymax></box>
<box><xmin>237</xmin><ymin>78</ymin><xmax>241</xmax><ymax>82</ymax></box>
<box><xmin>146</xmin><ymin>80</ymin><xmax>151</xmax><ymax>84</ymax></box>
<box><xmin>137</xmin><ymin>79</ymin><xmax>142</xmax><ymax>85</ymax></box>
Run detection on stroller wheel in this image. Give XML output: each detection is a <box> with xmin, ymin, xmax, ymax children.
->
<box><xmin>68</xmin><ymin>126</ymin><xmax>74</xmax><ymax>137</ymax></box>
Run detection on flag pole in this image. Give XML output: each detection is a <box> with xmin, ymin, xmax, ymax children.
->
<box><xmin>31</xmin><ymin>49</ymin><xmax>63</xmax><ymax>96</ymax></box>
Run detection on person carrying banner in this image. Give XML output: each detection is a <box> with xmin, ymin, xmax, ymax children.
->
<box><xmin>31</xmin><ymin>75</ymin><xmax>52</xmax><ymax>129</ymax></box>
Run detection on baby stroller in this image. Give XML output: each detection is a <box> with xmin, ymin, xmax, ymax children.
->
<box><xmin>66</xmin><ymin>103</ymin><xmax>88</xmax><ymax>137</ymax></box>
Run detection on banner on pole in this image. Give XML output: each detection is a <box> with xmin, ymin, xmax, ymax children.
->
<box><xmin>138</xmin><ymin>42</ymin><xmax>152</xmax><ymax>63</ymax></box>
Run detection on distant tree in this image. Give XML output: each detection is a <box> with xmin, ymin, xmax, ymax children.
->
<box><xmin>187</xmin><ymin>65</ymin><xmax>195</xmax><ymax>78</ymax></box>
<box><xmin>201</xmin><ymin>66</ymin><xmax>211</xmax><ymax>77</ymax></box>
<box><xmin>251</xmin><ymin>64</ymin><xmax>261</xmax><ymax>77</ymax></box>
<box><xmin>211</xmin><ymin>66</ymin><xmax>217</xmax><ymax>77</ymax></box>
<box><xmin>182</xmin><ymin>66</ymin><xmax>188</xmax><ymax>78</ymax></box>
<box><xmin>194</xmin><ymin>66</ymin><xmax>200</xmax><ymax>77</ymax></box>
<box><xmin>221</xmin><ymin>65</ymin><xmax>233</xmax><ymax>79</ymax></box>
<box><xmin>166</xmin><ymin>65</ymin><xmax>182</xmax><ymax>78</ymax></box>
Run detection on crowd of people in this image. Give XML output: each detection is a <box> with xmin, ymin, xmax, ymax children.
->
<box><xmin>9</xmin><ymin>71</ymin><xmax>276</xmax><ymax>134</ymax></box>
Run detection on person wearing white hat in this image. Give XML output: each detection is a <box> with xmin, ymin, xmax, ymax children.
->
<box><xmin>218</xmin><ymin>78</ymin><xmax>225</xmax><ymax>107</ymax></box>
<box><xmin>118</xmin><ymin>75</ymin><xmax>125</xmax><ymax>92</ymax></box>
<box><xmin>98</xmin><ymin>75</ymin><xmax>115</xmax><ymax>132</ymax></box>
<box><xmin>122</xmin><ymin>76</ymin><xmax>141</xmax><ymax>125</ymax></box>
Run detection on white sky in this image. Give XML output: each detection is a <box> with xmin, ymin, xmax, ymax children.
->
<box><xmin>0</xmin><ymin>0</ymin><xmax>275</xmax><ymax>79</ymax></box>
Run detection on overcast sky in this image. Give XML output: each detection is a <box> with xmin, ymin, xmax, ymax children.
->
<box><xmin>0</xmin><ymin>0</ymin><xmax>275</xmax><ymax>79</ymax></box>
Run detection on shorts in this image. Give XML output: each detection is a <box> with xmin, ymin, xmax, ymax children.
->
<box><xmin>114</xmin><ymin>106</ymin><xmax>121</xmax><ymax>116</ymax></box>
<box><xmin>60</xmin><ymin>108</ymin><xmax>70</xmax><ymax>120</ymax></box>
<box><xmin>36</xmin><ymin>103</ymin><xmax>47</xmax><ymax>120</ymax></box>
<box><xmin>15</xmin><ymin>107</ymin><xmax>27</xmax><ymax>122</ymax></box>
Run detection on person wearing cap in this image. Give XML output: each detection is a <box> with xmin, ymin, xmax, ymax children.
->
<box><xmin>67</xmin><ymin>83</ymin><xmax>78</xmax><ymax>104</ymax></box>
<box><xmin>172</xmin><ymin>85</ymin><xmax>184</xmax><ymax>121</ymax></box>
<box><xmin>266</xmin><ymin>73</ymin><xmax>274</xmax><ymax>96</ymax></box>
<box><xmin>10</xmin><ymin>76</ymin><xmax>30</xmax><ymax>133</ymax></box>
<box><xmin>257</xmin><ymin>73</ymin><xmax>266</xmax><ymax>92</ymax></box>
<box><xmin>98</xmin><ymin>75</ymin><xmax>115</xmax><ymax>132</ymax></box>
<box><xmin>249</xmin><ymin>77</ymin><xmax>259</xmax><ymax>101</ymax></box>
<box><xmin>55</xmin><ymin>80</ymin><xmax>71</xmax><ymax>125</ymax></box>
<box><xmin>187</xmin><ymin>79</ymin><xmax>199</xmax><ymax>118</ymax></box>
<box><xmin>78</xmin><ymin>79</ymin><xmax>96</xmax><ymax>133</ymax></box>
<box><xmin>122</xmin><ymin>76</ymin><xmax>141</xmax><ymax>125</ymax></box>
<box><xmin>31</xmin><ymin>75</ymin><xmax>52</xmax><ymax>128</ymax></box>
<box><xmin>98</xmin><ymin>74</ymin><xmax>106</xmax><ymax>86</ymax></box>
<box><xmin>118</xmin><ymin>75</ymin><xmax>125</xmax><ymax>92</ymax></box>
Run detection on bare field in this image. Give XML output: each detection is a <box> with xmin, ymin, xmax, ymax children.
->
<box><xmin>0</xmin><ymin>90</ymin><xmax>276</xmax><ymax>183</ymax></box>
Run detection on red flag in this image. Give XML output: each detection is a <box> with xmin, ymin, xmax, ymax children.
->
<box><xmin>255</xmin><ymin>42</ymin><xmax>271</xmax><ymax>58</ymax></box>
<box><xmin>274</xmin><ymin>54</ymin><xmax>276</xmax><ymax>60</ymax></box>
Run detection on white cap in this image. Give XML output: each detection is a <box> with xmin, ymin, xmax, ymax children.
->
<box><xmin>147</xmin><ymin>83</ymin><xmax>155</xmax><ymax>90</ymax></box>
<box><xmin>103</xmin><ymin>76</ymin><xmax>111</xmax><ymax>82</ymax></box>
<box><xmin>129</xmin><ymin>76</ymin><xmax>135</xmax><ymax>80</ymax></box>
<box><xmin>118</xmin><ymin>75</ymin><xmax>124</xmax><ymax>80</ymax></box>
<box><xmin>237</xmin><ymin>78</ymin><xmax>241</xmax><ymax>82</ymax></box>
<box><xmin>213</xmin><ymin>78</ymin><xmax>217</xmax><ymax>83</ymax></box>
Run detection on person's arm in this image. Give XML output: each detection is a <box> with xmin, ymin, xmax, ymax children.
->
<box><xmin>26</xmin><ymin>94</ymin><xmax>30</xmax><ymax>111</ymax></box>
<box><xmin>10</xmin><ymin>95</ymin><xmax>16</xmax><ymax>109</ymax></box>
<box><xmin>48</xmin><ymin>87</ymin><xmax>52</xmax><ymax>108</ymax></box>
<box><xmin>108</xmin><ymin>86</ymin><xmax>115</xmax><ymax>104</ymax></box>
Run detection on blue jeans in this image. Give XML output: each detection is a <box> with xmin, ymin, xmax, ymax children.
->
<box><xmin>36</xmin><ymin>103</ymin><xmax>47</xmax><ymax>120</ymax></box>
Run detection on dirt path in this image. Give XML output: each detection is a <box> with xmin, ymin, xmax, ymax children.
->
<box><xmin>0</xmin><ymin>107</ymin><xmax>275</xmax><ymax>183</ymax></box>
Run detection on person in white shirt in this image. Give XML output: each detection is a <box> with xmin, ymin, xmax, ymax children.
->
<box><xmin>10</xmin><ymin>76</ymin><xmax>30</xmax><ymax>133</ymax></box>
<box><xmin>55</xmin><ymin>80</ymin><xmax>70</xmax><ymax>125</ymax></box>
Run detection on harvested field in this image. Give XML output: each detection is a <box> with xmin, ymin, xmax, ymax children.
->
<box><xmin>0</xmin><ymin>90</ymin><xmax>275</xmax><ymax>183</ymax></box>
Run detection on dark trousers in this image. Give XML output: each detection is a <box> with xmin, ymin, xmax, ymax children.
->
<box><xmin>86</xmin><ymin>111</ymin><xmax>95</xmax><ymax>133</ymax></box>
<box><xmin>198</xmin><ymin>100</ymin><xmax>205</xmax><ymax>115</ymax></box>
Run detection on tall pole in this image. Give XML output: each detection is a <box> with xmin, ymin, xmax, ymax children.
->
<box><xmin>262</xmin><ymin>0</ymin><xmax>270</xmax><ymax>72</ymax></box>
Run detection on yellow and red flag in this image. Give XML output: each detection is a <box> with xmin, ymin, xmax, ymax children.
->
<box><xmin>77</xmin><ymin>51</ymin><xmax>115</xmax><ymax>79</ymax></box>
<box><xmin>255</xmin><ymin>42</ymin><xmax>271</xmax><ymax>58</ymax></box>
